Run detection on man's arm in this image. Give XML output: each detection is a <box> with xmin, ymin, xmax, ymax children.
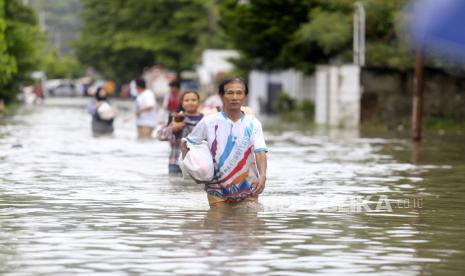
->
<box><xmin>251</xmin><ymin>152</ymin><xmax>267</xmax><ymax>195</ymax></box>
<box><xmin>181</xmin><ymin>140</ymin><xmax>189</xmax><ymax>158</ymax></box>
<box><xmin>181</xmin><ymin>117</ymin><xmax>207</xmax><ymax>159</ymax></box>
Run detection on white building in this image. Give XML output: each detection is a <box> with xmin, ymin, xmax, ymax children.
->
<box><xmin>248</xmin><ymin>65</ymin><xmax>361</xmax><ymax>128</ymax></box>
<box><xmin>248</xmin><ymin>69</ymin><xmax>315</xmax><ymax>115</ymax></box>
<box><xmin>196</xmin><ymin>49</ymin><xmax>240</xmax><ymax>95</ymax></box>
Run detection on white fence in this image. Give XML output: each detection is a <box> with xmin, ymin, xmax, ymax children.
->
<box><xmin>315</xmin><ymin>65</ymin><xmax>361</xmax><ymax>128</ymax></box>
<box><xmin>248</xmin><ymin>69</ymin><xmax>315</xmax><ymax>114</ymax></box>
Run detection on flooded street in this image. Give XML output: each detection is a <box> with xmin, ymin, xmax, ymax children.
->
<box><xmin>1</xmin><ymin>98</ymin><xmax>464</xmax><ymax>275</ymax></box>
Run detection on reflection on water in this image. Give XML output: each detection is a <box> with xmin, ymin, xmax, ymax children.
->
<box><xmin>0</xmin><ymin>98</ymin><xmax>464</xmax><ymax>275</ymax></box>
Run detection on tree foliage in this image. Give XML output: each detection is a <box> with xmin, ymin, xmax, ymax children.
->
<box><xmin>0</xmin><ymin>0</ymin><xmax>17</xmax><ymax>87</ymax></box>
<box><xmin>219</xmin><ymin>0</ymin><xmax>413</xmax><ymax>74</ymax></box>
<box><xmin>219</xmin><ymin>0</ymin><xmax>322</xmax><ymax>73</ymax></box>
<box><xmin>0</xmin><ymin>0</ymin><xmax>43</xmax><ymax>103</ymax></box>
<box><xmin>29</xmin><ymin>0</ymin><xmax>81</xmax><ymax>56</ymax></box>
<box><xmin>41</xmin><ymin>50</ymin><xmax>84</xmax><ymax>79</ymax></box>
<box><xmin>74</xmin><ymin>0</ymin><xmax>414</xmax><ymax>83</ymax></box>
<box><xmin>76</xmin><ymin>0</ymin><xmax>228</xmax><ymax>83</ymax></box>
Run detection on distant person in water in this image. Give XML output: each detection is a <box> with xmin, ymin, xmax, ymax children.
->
<box><xmin>87</xmin><ymin>87</ymin><xmax>117</xmax><ymax>136</ymax></box>
<box><xmin>163</xmin><ymin>80</ymin><xmax>182</xmax><ymax>114</ymax></box>
<box><xmin>159</xmin><ymin>91</ymin><xmax>203</xmax><ymax>176</ymax></box>
<box><xmin>134</xmin><ymin>78</ymin><xmax>157</xmax><ymax>139</ymax></box>
<box><xmin>182</xmin><ymin>78</ymin><xmax>268</xmax><ymax>207</ymax></box>
<box><xmin>200</xmin><ymin>91</ymin><xmax>222</xmax><ymax>114</ymax></box>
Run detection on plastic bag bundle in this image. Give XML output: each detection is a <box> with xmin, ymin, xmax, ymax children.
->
<box><xmin>182</xmin><ymin>140</ymin><xmax>214</xmax><ymax>182</ymax></box>
<box><xmin>97</xmin><ymin>102</ymin><xmax>117</xmax><ymax>120</ymax></box>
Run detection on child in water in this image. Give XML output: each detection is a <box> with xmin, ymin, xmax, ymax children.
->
<box><xmin>159</xmin><ymin>91</ymin><xmax>203</xmax><ymax>176</ymax></box>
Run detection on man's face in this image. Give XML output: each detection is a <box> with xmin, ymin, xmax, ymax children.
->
<box><xmin>222</xmin><ymin>82</ymin><xmax>246</xmax><ymax>111</ymax></box>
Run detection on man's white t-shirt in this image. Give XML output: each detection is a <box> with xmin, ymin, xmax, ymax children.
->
<box><xmin>187</xmin><ymin>111</ymin><xmax>267</xmax><ymax>200</ymax></box>
<box><xmin>129</xmin><ymin>80</ymin><xmax>138</xmax><ymax>98</ymax></box>
<box><xmin>136</xmin><ymin>89</ymin><xmax>157</xmax><ymax>127</ymax></box>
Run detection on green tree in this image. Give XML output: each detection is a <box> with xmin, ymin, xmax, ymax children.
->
<box><xmin>42</xmin><ymin>49</ymin><xmax>84</xmax><ymax>79</ymax></box>
<box><xmin>0</xmin><ymin>0</ymin><xmax>17</xmax><ymax>88</ymax></box>
<box><xmin>362</xmin><ymin>0</ymin><xmax>413</xmax><ymax>70</ymax></box>
<box><xmin>219</xmin><ymin>0</ymin><xmax>413</xmax><ymax>74</ymax></box>
<box><xmin>29</xmin><ymin>0</ymin><xmax>81</xmax><ymax>56</ymax></box>
<box><xmin>27</xmin><ymin>0</ymin><xmax>85</xmax><ymax>80</ymax></box>
<box><xmin>76</xmin><ymin>0</ymin><xmax>226</xmax><ymax>83</ymax></box>
<box><xmin>0</xmin><ymin>0</ymin><xmax>43</xmax><ymax>103</ymax></box>
<box><xmin>219</xmin><ymin>0</ymin><xmax>321</xmax><ymax>73</ymax></box>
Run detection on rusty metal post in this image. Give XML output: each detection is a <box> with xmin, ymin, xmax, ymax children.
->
<box><xmin>412</xmin><ymin>48</ymin><xmax>424</xmax><ymax>142</ymax></box>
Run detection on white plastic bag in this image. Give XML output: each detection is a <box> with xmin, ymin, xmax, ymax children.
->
<box><xmin>97</xmin><ymin>102</ymin><xmax>117</xmax><ymax>120</ymax></box>
<box><xmin>182</xmin><ymin>140</ymin><xmax>214</xmax><ymax>182</ymax></box>
<box><xmin>178</xmin><ymin>154</ymin><xmax>191</xmax><ymax>180</ymax></box>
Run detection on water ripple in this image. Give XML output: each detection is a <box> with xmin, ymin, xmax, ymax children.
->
<box><xmin>0</xmin><ymin>98</ymin><xmax>463</xmax><ymax>275</ymax></box>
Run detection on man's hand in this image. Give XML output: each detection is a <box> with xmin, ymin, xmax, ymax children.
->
<box><xmin>251</xmin><ymin>175</ymin><xmax>266</xmax><ymax>195</ymax></box>
<box><xmin>181</xmin><ymin>140</ymin><xmax>189</xmax><ymax>159</ymax></box>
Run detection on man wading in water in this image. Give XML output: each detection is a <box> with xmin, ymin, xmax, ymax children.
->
<box><xmin>182</xmin><ymin>78</ymin><xmax>268</xmax><ymax>207</ymax></box>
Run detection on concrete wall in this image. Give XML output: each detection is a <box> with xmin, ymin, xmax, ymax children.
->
<box><xmin>315</xmin><ymin>65</ymin><xmax>361</xmax><ymax>128</ymax></box>
<box><xmin>361</xmin><ymin>67</ymin><xmax>465</xmax><ymax>124</ymax></box>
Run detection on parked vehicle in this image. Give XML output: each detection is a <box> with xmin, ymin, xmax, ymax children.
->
<box><xmin>45</xmin><ymin>79</ymin><xmax>78</xmax><ymax>97</ymax></box>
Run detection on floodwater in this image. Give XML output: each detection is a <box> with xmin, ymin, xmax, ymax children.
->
<box><xmin>0</xmin><ymin>98</ymin><xmax>464</xmax><ymax>275</ymax></box>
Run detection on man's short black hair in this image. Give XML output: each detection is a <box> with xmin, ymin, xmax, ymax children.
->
<box><xmin>169</xmin><ymin>80</ymin><xmax>180</xmax><ymax>88</ymax></box>
<box><xmin>218</xmin><ymin>77</ymin><xmax>248</xmax><ymax>96</ymax></box>
<box><xmin>135</xmin><ymin>78</ymin><xmax>146</xmax><ymax>89</ymax></box>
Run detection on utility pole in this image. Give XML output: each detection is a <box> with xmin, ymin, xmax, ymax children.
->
<box><xmin>412</xmin><ymin>48</ymin><xmax>425</xmax><ymax>142</ymax></box>
<box><xmin>354</xmin><ymin>2</ymin><xmax>365</xmax><ymax>66</ymax></box>
<box><xmin>39</xmin><ymin>11</ymin><xmax>47</xmax><ymax>32</ymax></box>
